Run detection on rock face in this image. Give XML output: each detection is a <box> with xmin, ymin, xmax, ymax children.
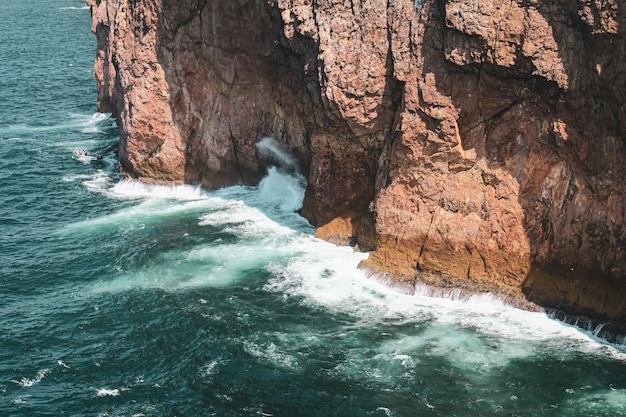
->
<box><xmin>88</xmin><ymin>0</ymin><xmax>626</xmax><ymax>331</ymax></box>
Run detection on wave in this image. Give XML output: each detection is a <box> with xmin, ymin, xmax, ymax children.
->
<box><xmin>71</xmin><ymin>140</ymin><xmax>626</xmax><ymax>363</ymax></box>
<box><xmin>63</xmin><ymin>198</ymin><xmax>215</xmax><ymax>237</ymax></box>
<box><xmin>73</xmin><ymin>163</ymin><xmax>310</xmax><ymax>234</ymax></box>
<box><xmin>10</xmin><ymin>396</ymin><xmax>30</xmax><ymax>405</ymax></box>
<box><xmin>0</xmin><ymin>112</ymin><xmax>114</xmax><ymax>138</ymax></box>
<box><xmin>60</xmin><ymin>6</ymin><xmax>90</xmax><ymax>10</ymax></box>
<box><xmin>96</xmin><ymin>388</ymin><xmax>120</xmax><ymax>397</ymax></box>
<box><xmin>265</xmin><ymin>242</ymin><xmax>626</xmax><ymax>362</ymax></box>
<box><xmin>10</xmin><ymin>369</ymin><xmax>50</xmax><ymax>387</ymax></box>
<box><xmin>82</xmin><ymin>170</ymin><xmax>115</xmax><ymax>193</ymax></box>
<box><xmin>107</xmin><ymin>180</ymin><xmax>208</xmax><ymax>201</ymax></box>
<box><xmin>89</xmin><ymin>237</ymin><xmax>300</xmax><ymax>292</ymax></box>
<box><xmin>563</xmin><ymin>388</ymin><xmax>626</xmax><ymax>414</ymax></box>
<box><xmin>244</xmin><ymin>341</ymin><xmax>300</xmax><ymax>371</ymax></box>
<box><xmin>198</xmin><ymin>197</ymin><xmax>299</xmax><ymax>238</ymax></box>
<box><xmin>256</xmin><ymin>166</ymin><xmax>306</xmax><ymax>212</ymax></box>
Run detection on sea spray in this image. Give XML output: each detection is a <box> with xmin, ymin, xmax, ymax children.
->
<box><xmin>107</xmin><ymin>180</ymin><xmax>208</xmax><ymax>201</ymax></box>
<box><xmin>256</xmin><ymin>136</ymin><xmax>300</xmax><ymax>174</ymax></box>
<box><xmin>257</xmin><ymin>167</ymin><xmax>306</xmax><ymax>212</ymax></box>
<box><xmin>255</xmin><ymin>137</ymin><xmax>307</xmax><ymax>212</ymax></box>
<box><xmin>10</xmin><ymin>369</ymin><xmax>50</xmax><ymax>388</ymax></box>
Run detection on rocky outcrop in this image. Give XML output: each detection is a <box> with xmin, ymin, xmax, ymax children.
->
<box><xmin>88</xmin><ymin>0</ymin><xmax>626</xmax><ymax>332</ymax></box>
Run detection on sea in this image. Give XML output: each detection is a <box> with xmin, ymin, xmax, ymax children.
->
<box><xmin>1</xmin><ymin>1</ymin><xmax>626</xmax><ymax>416</ymax></box>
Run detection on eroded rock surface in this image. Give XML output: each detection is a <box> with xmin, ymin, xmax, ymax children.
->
<box><xmin>88</xmin><ymin>0</ymin><xmax>626</xmax><ymax>330</ymax></box>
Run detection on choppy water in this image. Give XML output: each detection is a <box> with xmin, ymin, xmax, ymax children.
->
<box><xmin>2</xmin><ymin>1</ymin><xmax>626</xmax><ymax>416</ymax></box>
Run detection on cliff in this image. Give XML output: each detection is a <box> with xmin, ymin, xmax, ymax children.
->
<box><xmin>88</xmin><ymin>0</ymin><xmax>626</xmax><ymax>333</ymax></box>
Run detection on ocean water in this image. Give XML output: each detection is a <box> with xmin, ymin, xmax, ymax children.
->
<box><xmin>1</xmin><ymin>1</ymin><xmax>626</xmax><ymax>416</ymax></box>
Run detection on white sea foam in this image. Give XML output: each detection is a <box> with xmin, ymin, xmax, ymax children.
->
<box><xmin>254</xmin><ymin>138</ymin><xmax>306</xmax><ymax>212</ymax></box>
<box><xmin>11</xmin><ymin>395</ymin><xmax>30</xmax><ymax>405</ymax></box>
<box><xmin>90</xmin><ymin>235</ymin><xmax>299</xmax><ymax>293</ymax></box>
<box><xmin>76</xmin><ymin>163</ymin><xmax>313</xmax><ymax>292</ymax></box>
<box><xmin>243</xmin><ymin>341</ymin><xmax>300</xmax><ymax>371</ymax></box>
<box><xmin>200</xmin><ymin>360</ymin><xmax>220</xmax><ymax>376</ymax></box>
<box><xmin>60</xmin><ymin>5</ymin><xmax>90</xmax><ymax>10</ymax></box>
<box><xmin>376</xmin><ymin>407</ymin><xmax>394</xmax><ymax>417</ymax></box>
<box><xmin>262</xmin><ymin>234</ymin><xmax>626</xmax><ymax>365</ymax></box>
<box><xmin>81</xmin><ymin>141</ymin><xmax>625</xmax><ymax>364</ymax></box>
<box><xmin>57</xmin><ymin>360</ymin><xmax>71</xmax><ymax>369</ymax></box>
<box><xmin>11</xmin><ymin>369</ymin><xmax>50</xmax><ymax>387</ymax></box>
<box><xmin>96</xmin><ymin>388</ymin><xmax>120</xmax><ymax>397</ymax></box>
<box><xmin>562</xmin><ymin>386</ymin><xmax>626</xmax><ymax>413</ymax></box>
<box><xmin>61</xmin><ymin>172</ymin><xmax>96</xmax><ymax>183</ymax></box>
<box><xmin>83</xmin><ymin>170</ymin><xmax>114</xmax><ymax>193</ymax></box>
<box><xmin>76</xmin><ymin>176</ymin><xmax>211</xmax><ymax>207</ymax></box>
<box><xmin>0</xmin><ymin>112</ymin><xmax>112</xmax><ymax>137</ymax></box>
<box><xmin>199</xmin><ymin>198</ymin><xmax>296</xmax><ymax>238</ymax></box>
<box><xmin>71</xmin><ymin>112</ymin><xmax>112</xmax><ymax>133</ymax></box>
<box><xmin>107</xmin><ymin>180</ymin><xmax>208</xmax><ymax>201</ymax></box>
<box><xmin>67</xmin><ymin>196</ymin><xmax>221</xmax><ymax>235</ymax></box>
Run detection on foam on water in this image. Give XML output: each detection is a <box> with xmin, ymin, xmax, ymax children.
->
<box><xmin>0</xmin><ymin>112</ymin><xmax>113</xmax><ymax>137</ymax></box>
<box><xmin>254</xmin><ymin>138</ymin><xmax>307</xmax><ymax>212</ymax></box>
<box><xmin>91</xmin><ymin>238</ymin><xmax>299</xmax><ymax>292</ymax></box>
<box><xmin>96</xmin><ymin>388</ymin><xmax>120</xmax><ymax>397</ymax></box>
<box><xmin>243</xmin><ymin>341</ymin><xmax>300</xmax><ymax>371</ymax></box>
<box><xmin>70</xmin><ymin>157</ymin><xmax>314</xmax><ymax>292</ymax></box>
<box><xmin>561</xmin><ymin>387</ymin><xmax>626</xmax><ymax>414</ymax></box>
<box><xmin>61</xmin><ymin>172</ymin><xmax>101</xmax><ymax>183</ymax></box>
<box><xmin>63</xmin><ymin>199</ymin><xmax>212</xmax><ymax>237</ymax></box>
<box><xmin>71</xmin><ymin>112</ymin><xmax>113</xmax><ymax>133</ymax></box>
<box><xmin>200</xmin><ymin>360</ymin><xmax>220</xmax><ymax>377</ymax></box>
<box><xmin>10</xmin><ymin>369</ymin><xmax>50</xmax><ymax>387</ymax></box>
<box><xmin>11</xmin><ymin>396</ymin><xmax>30</xmax><ymax>405</ymax></box>
<box><xmin>60</xmin><ymin>5</ymin><xmax>90</xmax><ymax>10</ymax></box>
<box><xmin>199</xmin><ymin>198</ymin><xmax>297</xmax><ymax>237</ymax></box>
<box><xmin>80</xmin><ymin>154</ymin><xmax>626</xmax><ymax>362</ymax></box>
<box><xmin>65</xmin><ymin>137</ymin><xmax>626</xmax><ymax>415</ymax></box>
<box><xmin>57</xmin><ymin>360</ymin><xmax>71</xmax><ymax>369</ymax></box>
<box><xmin>107</xmin><ymin>180</ymin><xmax>208</xmax><ymax>201</ymax></box>
<box><xmin>82</xmin><ymin>171</ymin><xmax>115</xmax><ymax>194</ymax></box>
<box><xmin>262</xmin><ymin>230</ymin><xmax>626</xmax><ymax>364</ymax></box>
<box><xmin>62</xmin><ymin>179</ymin><xmax>218</xmax><ymax>234</ymax></box>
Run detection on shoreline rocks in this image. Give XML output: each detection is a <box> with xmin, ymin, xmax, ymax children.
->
<box><xmin>88</xmin><ymin>0</ymin><xmax>626</xmax><ymax>333</ymax></box>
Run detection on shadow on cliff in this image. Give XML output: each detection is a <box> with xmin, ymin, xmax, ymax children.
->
<box><xmin>154</xmin><ymin>0</ymin><xmax>321</xmax><ymax>190</ymax></box>
<box><xmin>423</xmin><ymin>0</ymin><xmax>626</xmax><ymax>338</ymax></box>
<box><xmin>519</xmin><ymin>0</ymin><xmax>626</xmax><ymax>337</ymax></box>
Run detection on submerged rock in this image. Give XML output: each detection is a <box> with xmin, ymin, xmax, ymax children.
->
<box><xmin>88</xmin><ymin>0</ymin><xmax>626</xmax><ymax>331</ymax></box>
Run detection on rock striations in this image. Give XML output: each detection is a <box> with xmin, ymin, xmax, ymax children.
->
<box><xmin>88</xmin><ymin>0</ymin><xmax>626</xmax><ymax>333</ymax></box>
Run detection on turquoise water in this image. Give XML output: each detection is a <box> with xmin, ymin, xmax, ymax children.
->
<box><xmin>2</xmin><ymin>1</ymin><xmax>626</xmax><ymax>416</ymax></box>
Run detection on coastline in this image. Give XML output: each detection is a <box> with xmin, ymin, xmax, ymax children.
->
<box><xmin>87</xmin><ymin>0</ymin><xmax>626</xmax><ymax>337</ymax></box>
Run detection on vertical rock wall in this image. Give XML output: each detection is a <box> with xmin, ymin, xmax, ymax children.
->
<box><xmin>89</xmin><ymin>0</ymin><xmax>186</xmax><ymax>181</ymax></box>
<box><xmin>88</xmin><ymin>0</ymin><xmax>626</xmax><ymax>329</ymax></box>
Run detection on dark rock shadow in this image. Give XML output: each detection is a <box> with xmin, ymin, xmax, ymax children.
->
<box><xmin>423</xmin><ymin>0</ymin><xmax>626</xmax><ymax>338</ymax></box>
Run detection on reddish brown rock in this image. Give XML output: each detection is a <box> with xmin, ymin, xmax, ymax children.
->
<box><xmin>89</xmin><ymin>0</ymin><xmax>626</xmax><ymax>331</ymax></box>
<box><xmin>88</xmin><ymin>0</ymin><xmax>186</xmax><ymax>181</ymax></box>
